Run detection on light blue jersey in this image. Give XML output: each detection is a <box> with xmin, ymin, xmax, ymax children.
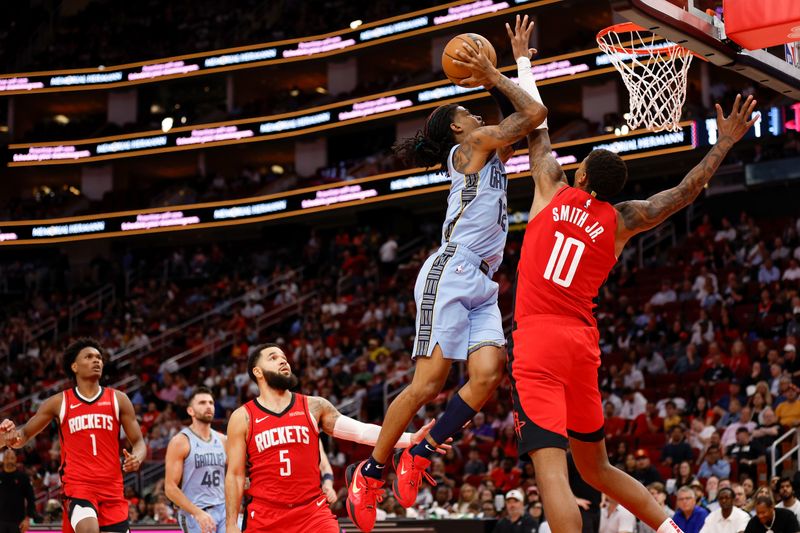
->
<box><xmin>441</xmin><ymin>144</ymin><xmax>508</xmax><ymax>273</ymax></box>
<box><xmin>177</xmin><ymin>427</ymin><xmax>226</xmax><ymax>533</ymax></box>
<box><xmin>412</xmin><ymin>145</ymin><xmax>508</xmax><ymax>361</ymax></box>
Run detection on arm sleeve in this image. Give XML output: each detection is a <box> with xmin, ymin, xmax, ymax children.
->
<box><xmin>516</xmin><ymin>57</ymin><xmax>547</xmax><ymax>129</ymax></box>
<box><xmin>332</xmin><ymin>415</ymin><xmax>412</xmax><ymax>448</ymax></box>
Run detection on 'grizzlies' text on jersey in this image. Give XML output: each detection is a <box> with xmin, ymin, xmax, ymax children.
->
<box><xmin>441</xmin><ymin>144</ymin><xmax>508</xmax><ymax>272</ymax></box>
<box><xmin>179</xmin><ymin>427</ymin><xmax>226</xmax><ymax>509</ymax></box>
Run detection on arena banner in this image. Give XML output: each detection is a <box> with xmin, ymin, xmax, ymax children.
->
<box><xmin>7</xmin><ymin>46</ymin><xmax>630</xmax><ymax>167</ymax></box>
<box><xmin>0</xmin><ymin>123</ymin><xmax>697</xmax><ymax>246</ymax></box>
<box><xmin>0</xmin><ymin>0</ymin><xmax>559</xmax><ymax>96</ymax></box>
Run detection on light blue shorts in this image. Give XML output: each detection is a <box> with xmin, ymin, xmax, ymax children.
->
<box><xmin>178</xmin><ymin>503</ymin><xmax>226</xmax><ymax>533</ymax></box>
<box><xmin>412</xmin><ymin>242</ymin><xmax>505</xmax><ymax>361</ymax></box>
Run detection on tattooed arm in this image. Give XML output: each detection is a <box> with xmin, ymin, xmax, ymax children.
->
<box><xmin>527</xmin><ymin>128</ymin><xmax>568</xmax><ymax>217</ymax></box>
<box><xmin>614</xmin><ymin>95</ymin><xmax>758</xmax><ymax>255</ymax></box>
<box><xmin>451</xmin><ymin>41</ymin><xmax>547</xmax><ymax>173</ymax></box>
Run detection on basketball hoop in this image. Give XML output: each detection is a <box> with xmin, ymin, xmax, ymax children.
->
<box><xmin>597</xmin><ymin>22</ymin><xmax>697</xmax><ymax>133</ymax></box>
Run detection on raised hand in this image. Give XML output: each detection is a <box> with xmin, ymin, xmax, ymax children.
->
<box><xmin>715</xmin><ymin>94</ymin><xmax>759</xmax><ymax>143</ymax></box>
<box><xmin>506</xmin><ymin>14</ymin><xmax>537</xmax><ymax>61</ymax></box>
<box><xmin>452</xmin><ymin>39</ymin><xmax>499</xmax><ymax>89</ymax></box>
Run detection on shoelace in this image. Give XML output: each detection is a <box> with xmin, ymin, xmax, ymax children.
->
<box><xmin>364</xmin><ymin>482</ymin><xmax>385</xmax><ymax>509</ymax></box>
<box><xmin>409</xmin><ymin>459</ymin><xmax>437</xmax><ymax>488</ymax></box>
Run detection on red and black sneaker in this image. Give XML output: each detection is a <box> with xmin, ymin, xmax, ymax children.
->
<box><xmin>345</xmin><ymin>460</ymin><xmax>385</xmax><ymax>532</ymax></box>
<box><xmin>391</xmin><ymin>448</ymin><xmax>436</xmax><ymax>508</ymax></box>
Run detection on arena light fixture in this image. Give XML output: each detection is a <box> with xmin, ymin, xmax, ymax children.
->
<box><xmin>271</xmin><ymin>164</ymin><xmax>285</xmax><ymax>174</ymax></box>
<box><xmin>350</xmin><ymin>20</ymin><xmax>363</xmax><ymax>29</ymax></box>
<box><xmin>161</xmin><ymin>117</ymin><xmax>174</xmax><ymax>133</ymax></box>
<box><xmin>53</xmin><ymin>114</ymin><xmax>70</xmax><ymax>125</ymax></box>
<box><xmin>315</xmin><ymin>86</ymin><xmax>328</xmax><ymax>94</ymax></box>
<box><xmin>289</xmin><ymin>88</ymin><xmax>300</xmax><ymax>97</ymax></box>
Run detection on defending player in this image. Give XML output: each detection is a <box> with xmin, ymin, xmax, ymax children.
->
<box><xmin>346</xmin><ymin>18</ymin><xmax>547</xmax><ymax>532</ymax></box>
<box><xmin>0</xmin><ymin>337</ymin><xmax>147</xmax><ymax>533</ymax></box>
<box><xmin>510</xmin><ymin>39</ymin><xmax>759</xmax><ymax>533</ymax></box>
<box><xmin>224</xmin><ymin>343</ymin><xmax>446</xmax><ymax>533</ymax></box>
<box><xmin>165</xmin><ymin>386</ymin><xmax>227</xmax><ymax>533</ymax></box>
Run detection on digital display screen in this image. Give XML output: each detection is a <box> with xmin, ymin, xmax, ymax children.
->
<box><xmin>8</xmin><ymin>48</ymin><xmax>619</xmax><ymax>167</ymax></box>
<box><xmin>0</xmin><ymin>0</ymin><xmax>556</xmax><ymax>96</ymax></box>
<box><xmin>0</xmin><ymin>123</ymin><xmax>697</xmax><ymax>245</ymax></box>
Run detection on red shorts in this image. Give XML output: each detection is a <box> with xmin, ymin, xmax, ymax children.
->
<box><xmin>62</xmin><ymin>483</ymin><xmax>129</xmax><ymax>533</ymax></box>
<box><xmin>244</xmin><ymin>495</ymin><xmax>339</xmax><ymax>533</ymax></box>
<box><xmin>508</xmin><ymin>315</ymin><xmax>604</xmax><ymax>455</ymax></box>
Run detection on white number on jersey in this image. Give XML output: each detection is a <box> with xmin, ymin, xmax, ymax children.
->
<box><xmin>279</xmin><ymin>449</ymin><xmax>292</xmax><ymax>477</ymax></box>
<box><xmin>543</xmin><ymin>231</ymin><xmax>585</xmax><ymax>288</ymax></box>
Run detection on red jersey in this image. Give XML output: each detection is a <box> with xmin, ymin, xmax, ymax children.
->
<box><xmin>58</xmin><ymin>387</ymin><xmax>123</xmax><ymax>489</ymax></box>
<box><xmin>244</xmin><ymin>393</ymin><xmax>322</xmax><ymax>506</ymax></box>
<box><xmin>515</xmin><ymin>186</ymin><xmax>618</xmax><ymax>327</ymax></box>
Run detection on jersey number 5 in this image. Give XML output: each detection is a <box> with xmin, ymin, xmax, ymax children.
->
<box><xmin>543</xmin><ymin>231</ymin><xmax>585</xmax><ymax>288</ymax></box>
<box><xmin>279</xmin><ymin>449</ymin><xmax>292</xmax><ymax>477</ymax></box>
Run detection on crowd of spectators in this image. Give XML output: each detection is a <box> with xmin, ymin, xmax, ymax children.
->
<box><xmin>2</xmin><ymin>186</ymin><xmax>800</xmax><ymax>528</ymax></box>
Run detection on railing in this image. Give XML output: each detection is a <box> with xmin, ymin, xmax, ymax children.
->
<box><xmin>23</xmin><ymin>315</ymin><xmax>59</xmax><ymax>354</ymax></box>
<box><xmin>111</xmin><ymin>267</ymin><xmax>303</xmax><ymax>368</ymax></box>
<box><xmin>637</xmin><ymin>221</ymin><xmax>676</xmax><ymax>268</ymax></box>
<box><xmin>771</xmin><ymin>427</ymin><xmax>800</xmax><ymax>478</ymax></box>
<box><xmin>68</xmin><ymin>283</ymin><xmax>115</xmax><ymax>333</ymax></box>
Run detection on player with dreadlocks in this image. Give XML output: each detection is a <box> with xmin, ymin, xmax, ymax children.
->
<box><xmin>345</xmin><ymin>16</ymin><xmax>548</xmax><ymax>532</ymax></box>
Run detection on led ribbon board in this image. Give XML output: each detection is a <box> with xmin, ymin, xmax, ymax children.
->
<box><xmin>0</xmin><ymin>123</ymin><xmax>697</xmax><ymax>245</ymax></box>
<box><xmin>0</xmin><ymin>0</ymin><xmax>558</xmax><ymax>96</ymax></box>
<box><xmin>8</xmin><ymin>47</ymin><xmax>618</xmax><ymax>167</ymax></box>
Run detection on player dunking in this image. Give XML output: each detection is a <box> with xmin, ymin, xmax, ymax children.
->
<box><xmin>346</xmin><ymin>18</ymin><xmax>547</xmax><ymax>532</ymax></box>
<box><xmin>224</xmin><ymin>343</ymin><xmax>444</xmax><ymax>533</ymax></box>
<box><xmin>0</xmin><ymin>337</ymin><xmax>147</xmax><ymax>533</ymax></box>
<box><xmin>165</xmin><ymin>386</ymin><xmax>227</xmax><ymax>533</ymax></box>
<box><xmin>510</xmin><ymin>43</ymin><xmax>759</xmax><ymax>533</ymax></box>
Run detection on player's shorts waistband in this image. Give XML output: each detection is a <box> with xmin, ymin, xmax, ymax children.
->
<box><xmin>443</xmin><ymin>242</ymin><xmax>492</xmax><ymax>277</ymax></box>
<box><xmin>248</xmin><ymin>494</ymin><xmax>320</xmax><ymax>509</ymax></box>
<box><xmin>515</xmin><ymin>314</ymin><xmax>595</xmax><ymax>330</ymax></box>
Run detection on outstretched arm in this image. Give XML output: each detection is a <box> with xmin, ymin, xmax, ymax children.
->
<box><xmin>528</xmin><ymin>129</ymin><xmax>568</xmax><ymax>211</ymax></box>
<box><xmin>615</xmin><ymin>95</ymin><xmax>758</xmax><ymax>247</ymax></box>
<box><xmin>0</xmin><ymin>394</ymin><xmax>60</xmax><ymax>449</ymax></box>
<box><xmin>309</xmin><ymin>396</ymin><xmax>438</xmax><ymax>449</ymax></box>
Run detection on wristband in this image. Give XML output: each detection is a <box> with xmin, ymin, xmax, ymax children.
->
<box><xmin>322</xmin><ymin>473</ymin><xmax>334</xmax><ymax>483</ymax></box>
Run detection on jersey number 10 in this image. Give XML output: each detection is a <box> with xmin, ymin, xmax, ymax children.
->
<box><xmin>543</xmin><ymin>231</ymin><xmax>585</xmax><ymax>288</ymax></box>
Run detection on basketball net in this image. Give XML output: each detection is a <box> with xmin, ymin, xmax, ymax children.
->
<box><xmin>597</xmin><ymin>23</ymin><xmax>695</xmax><ymax>133</ymax></box>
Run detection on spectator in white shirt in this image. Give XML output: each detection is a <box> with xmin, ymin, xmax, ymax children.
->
<box><xmin>622</xmin><ymin>362</ymin><xmax>646</xmax><ymax>390</ymax></box>
<box><xmin>599</xmin><ymin>497</ymin><xmax>637</xmax><ymax>533</ymax></box>
<box><xmin>699</xmin><ymin>487</ymin><xmax>751</xmax><ymax>533</ymax></box>
<box><xmin>783</xmin><ymin>259</ymin><xmax>800</xmax><ymax>282</ymax></box>
<box><xmin>620</xmin><ymin>388</ymin><xmax>648</xmax><ymax>420</ymax></box>
<box><xmin>379</xmin><ymin>235</ymin><xmax>398</xmax><ymax>264</ymax></box>
<box><xmin>650</xmin><ymin>281</ymin><xmax>677</xmax><ymax>306</ymax></box>
<box><xmin>776</xmin><ymin>477</ymin><xmax>800</xmax><ymax>523</ymax></box>
<box><xmin>714</xmin><ymin>218</ymin><xmax>737</xmax><ymax>242</ymax></box>
<box><xmin>638</xmin><ymin>351</ymin><xmax>668</xmax><ymax>376</ymax></box>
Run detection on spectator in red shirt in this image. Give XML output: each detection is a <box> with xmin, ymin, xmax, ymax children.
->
<box><xmin>140</xmin><ymin>401</ymin><xmax>160</xmax><ymax>435</ymax></box>
<box><xmin>490</xmin><ymin>457</ymin><xmax>523</xmax><ymax>493</ymax></box>
<box><xmin>633</xmin><ymin>402</ymin><xmax>664</xmax><ymax>438</ymax></box>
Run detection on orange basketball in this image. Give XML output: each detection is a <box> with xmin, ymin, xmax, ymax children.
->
<box><xmin>441</xmin><ymin>33</ymin><xmax>497</xmax><ymax>87</ymax></box>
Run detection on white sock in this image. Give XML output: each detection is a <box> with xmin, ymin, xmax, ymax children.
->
<box><xmin>657</xmin><ymin>517</ymin><xmax>684</xmax><ymax>533</ymax></box>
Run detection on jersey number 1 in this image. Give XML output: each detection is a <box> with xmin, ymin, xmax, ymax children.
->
<box><xmin>543</xmin><ymin>231</ymin><xmax>585</xmax><ymax>288</ymax></box>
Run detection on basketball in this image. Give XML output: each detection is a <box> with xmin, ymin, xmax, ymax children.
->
<box><xmin>441</xmin><ymin>33</ymin><xmax>497</xmax><ymax>87</ymax></box>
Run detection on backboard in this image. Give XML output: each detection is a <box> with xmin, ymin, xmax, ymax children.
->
<box><xmin>610</xmin><ymin>0</ymin><xmax>800</xmax><ymax>100</ymax></box>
